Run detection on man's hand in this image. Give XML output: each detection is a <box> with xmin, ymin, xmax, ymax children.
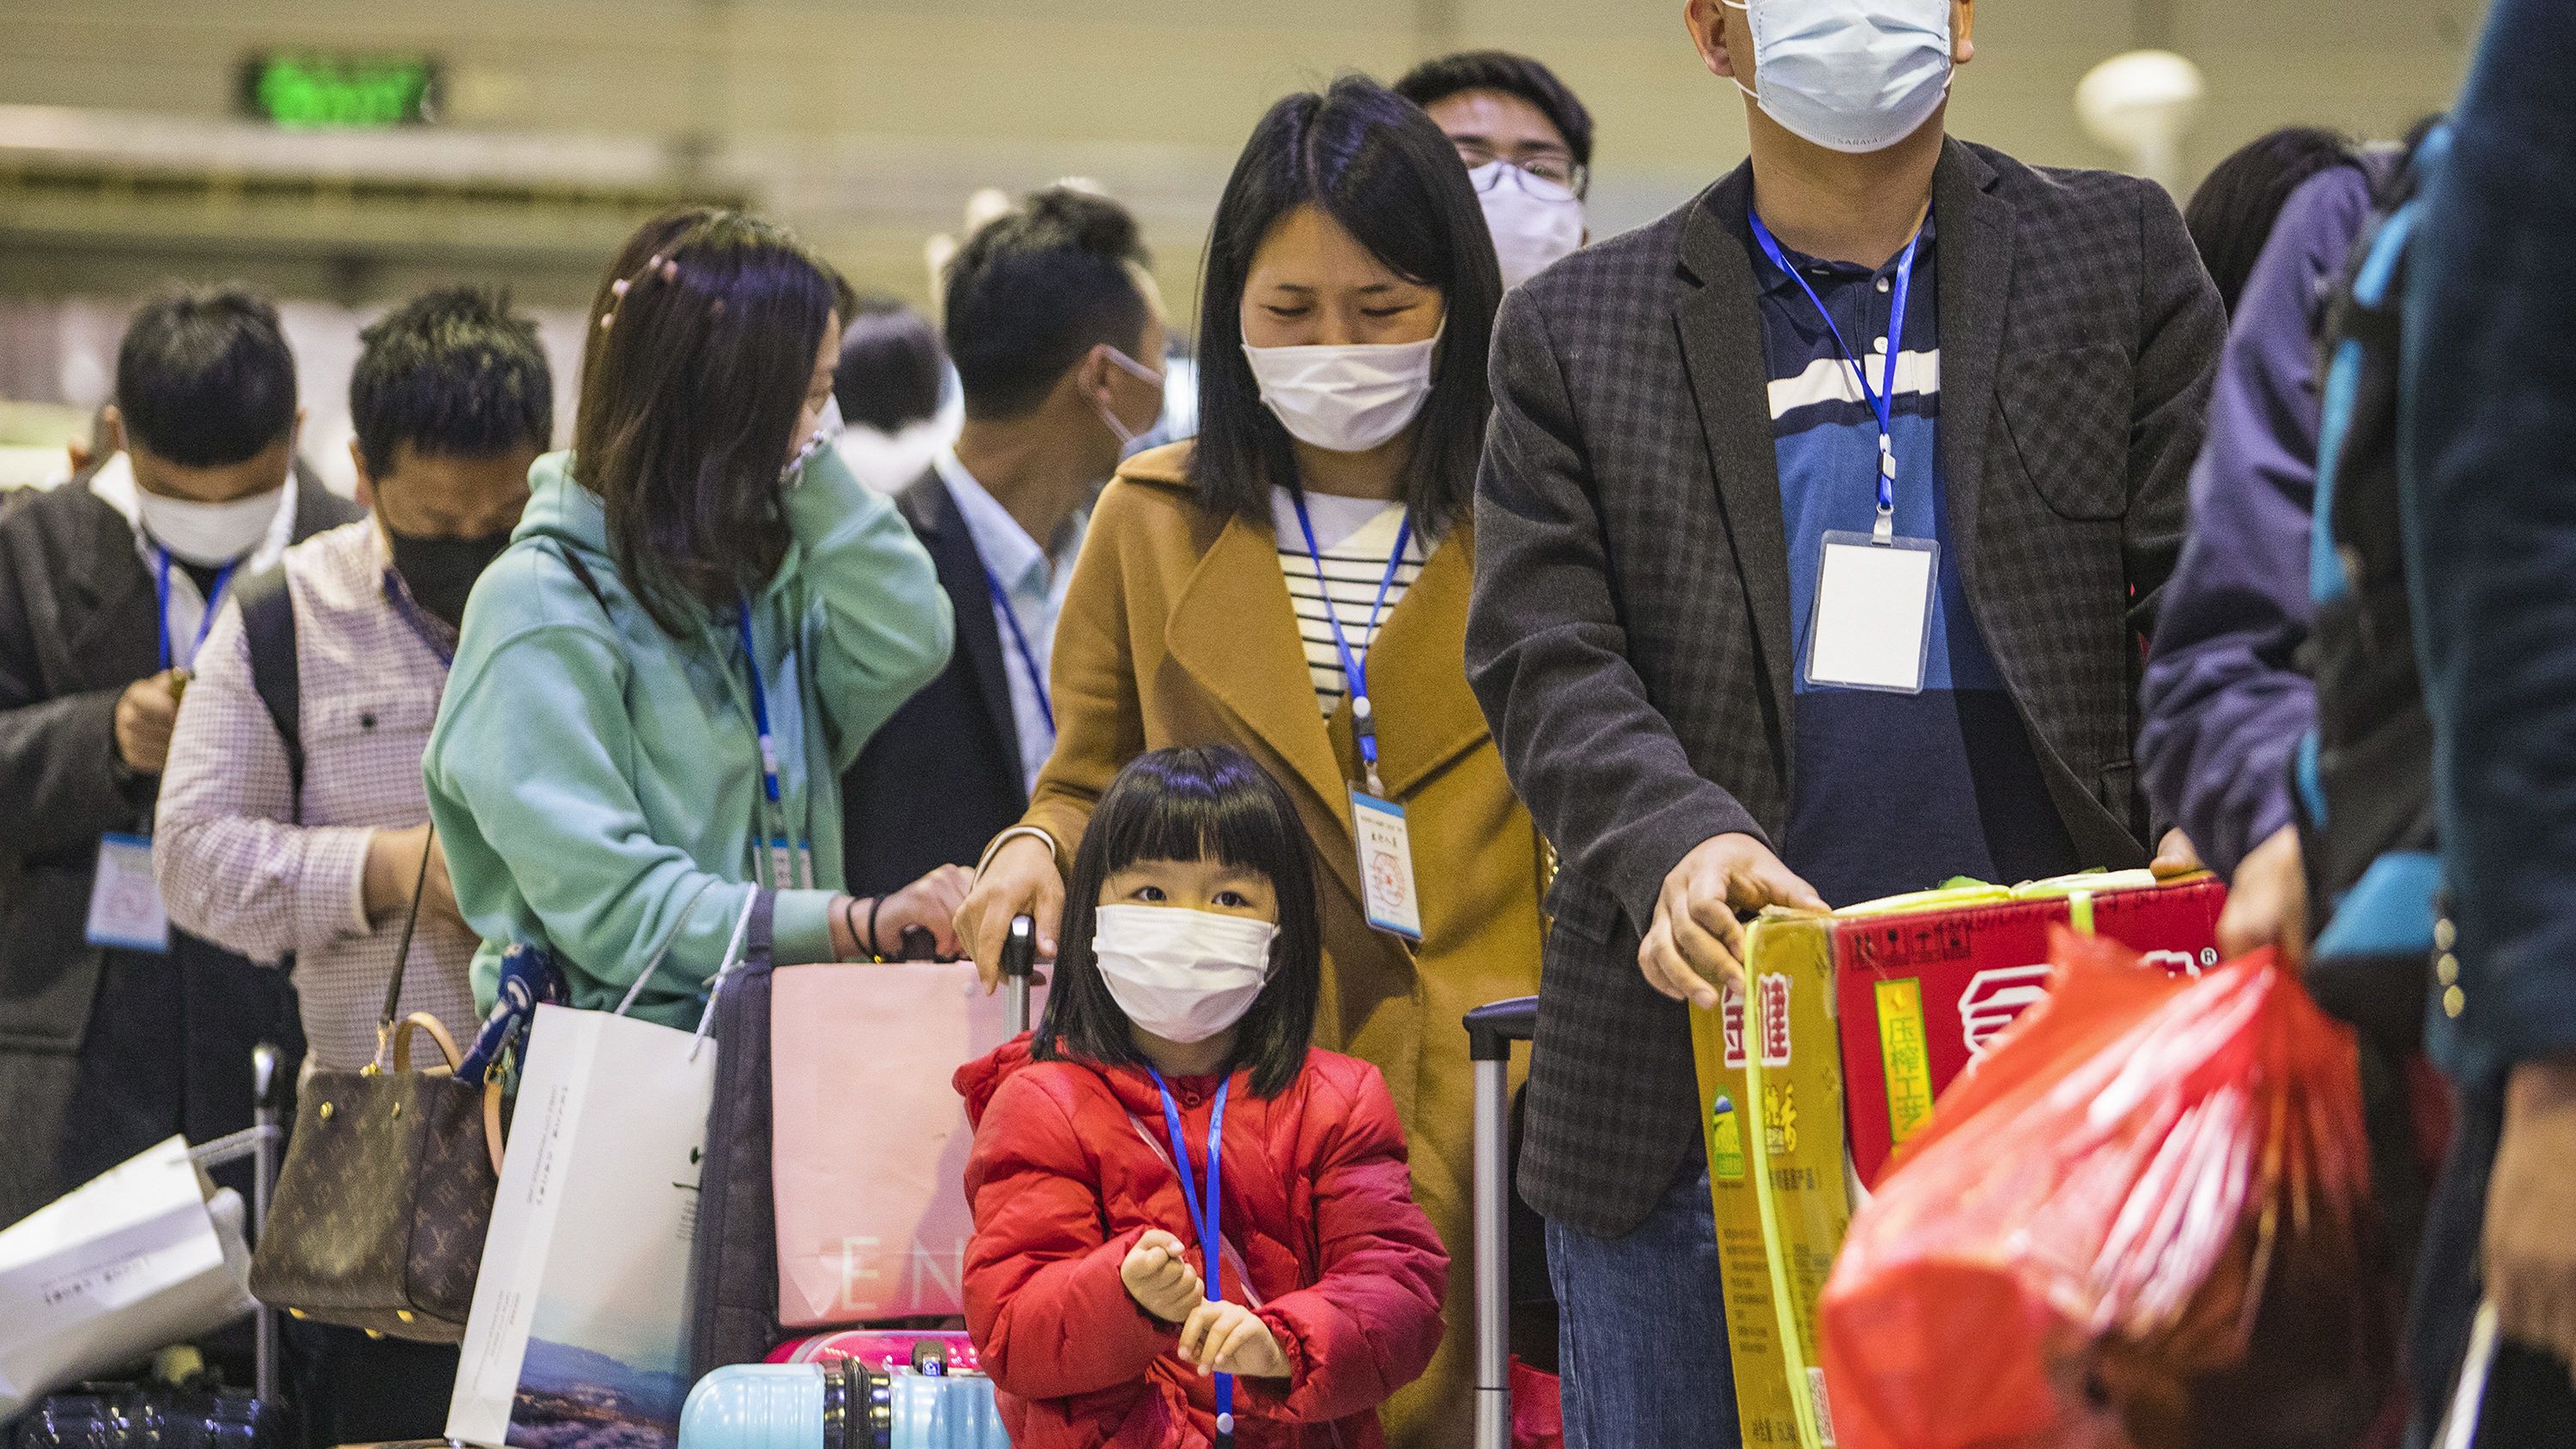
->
<box><xmin>1178</xmin><ymin>1299</ymin><xmax>1291</xmax><ymax>1380</ymax></box>
<box><xmin>2151</xmin><ymin>827</ymin><xmax>2204</xmax><ymax>878</ymax></box>
<box><xmin>1120</xmin><ymin>1228</ymin><xmax>1203</xmax><ymax>1324</ymax></box>
<box><xmin>2485</xmin><ymin>1056</ymin><xmax>2576</xmax><ymax>1374</ymax></box>
<box><xmin>363</xmin><ymin>824</ymin><xmax>471</xmax><ymax>935</ymax></box>
<box><xmin>1641</xmin><ymin>833</ymin><xmax>1826</xmax><ymax>1009</ymax></box>
<box><xmin>114</xmin><ymin>670</ymin><xmax>183</xmax><ymax>775</ymax></box>
<box><xmin>957</xmin><ymin>835</ymin><xmax>1064</xmax><ymax>989</ymax></box>
<box><xmin>2217</xmin><ymin>825</ymin><xmax>2308</xmax><ymax>970</ymax></box>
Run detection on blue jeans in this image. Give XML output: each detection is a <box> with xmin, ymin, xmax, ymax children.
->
<box><xmin>1546</xmin><ymin>1167</ymin><xmax>1739</xmax><ymax>1449</ymax></box>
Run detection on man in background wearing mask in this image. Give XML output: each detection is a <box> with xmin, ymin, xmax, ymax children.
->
<box><xmin>151</xmin><ymin>284</ymin><xmax>546</xmax><ymax>1441</ymax></box>
<box><xmin>841</xmin><ymin>185</ymin><xmax>1166</xmax><ymax>903</ymax></box>
<box><xmin>1395</xmin><ymin>50</ymin><xmax>1595</xmax><ymax>289</ymax></box>
<box><xmin>1464</xmin><ymin>3</ymin><xmax>2221</xmax><ymax>1444</ymax></box>
<box><xmin>0</xmin><ymin>284</ymin><xmax>361</xmax><ymax>1228</ymax></box>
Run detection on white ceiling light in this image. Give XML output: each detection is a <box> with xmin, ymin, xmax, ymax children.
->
<box><xmin>2075</xmin><ymin>50</ymin><xmax>2206</xmax><ymax>192</ymax></box>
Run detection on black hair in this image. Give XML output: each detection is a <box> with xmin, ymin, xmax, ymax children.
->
<box><xmin>1190</xmin><ymin>76</ymin><xmax>1502</xmax><ymax>539</ymax></box>
<box><xmin>1034</xmin><ymin>745</ymin><xmax>1321</xmax><ymax>1099</ymax></box>
<box><xmin>580</xmin><ymin>204</ymin><xmax>723</xmax><ymax>425</ymax></box>
<box><xmin>574</xmin><ymin>210</ymin><xmax>857</xmax><ymax>637</ymax></box>
<box><xmin>2185</xmin><ymin>126</ymin><xmax>2361</xmax><ymax>315</ymax></box>
<box><xmin>114</xmin><ymin>283</ymin><xmax>297</xmax><ymax>467</ymax></box>
<box><xmin>836</xmin><ymin>295</ymin><xmax>950</xmax><ymax>432</ymax></box>
<box><xmin>349</xmin><ymin>287</ymin><xmax>554</xmax><ymax>478</ymax></box>
<box><xmin>1393</xmin><ymin>49</ymin><xmax>1595</xmax><ymax>171</ymax></box>
<box><xmin>943</xmin><ymin>186</ymin><xmax>1153</xmax><ymax>422</ymax></box>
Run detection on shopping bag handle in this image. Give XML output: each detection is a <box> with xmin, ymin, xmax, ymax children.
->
<box><xmin>613</xmin><ymin>876</ymin><xmax>725</xmax><ymax>1018</ymax></box>
<box><xmin>2435</xmin><ymin>1301</ymin><xmax>2502</xmax><ymax>1449</ymax></box>
<box><xmin>688</xmin><ymin>888</ymin><xmax>768</xmax><ymax>1058</ymax></box>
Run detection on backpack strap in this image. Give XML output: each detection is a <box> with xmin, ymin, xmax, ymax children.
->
<box><xmin>233</xmin><ymin>564</ymin><xmax>303</xmax><ymax>817</ymax></box>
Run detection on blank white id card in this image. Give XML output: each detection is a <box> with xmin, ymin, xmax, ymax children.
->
<box><xmin>1805</xmin><ymin>531</ymin><xmax>1939</xmax><ymax>695</ymax></box>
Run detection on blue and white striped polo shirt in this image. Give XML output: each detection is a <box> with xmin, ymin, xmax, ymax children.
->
<box><xmin>1754</xmin><ymin>211</ymin><xmax>2078</xmax><ymax>906</ymax></box>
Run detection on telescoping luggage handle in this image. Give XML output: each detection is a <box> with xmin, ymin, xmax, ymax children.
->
<box><xmin>1003</xmin><ymin>915</ymin><xmax>1039</xmax><ymax>1036</ymax></box>
<box><xmin>188</xmin><ymin>1042</ymin><xmax>286</xmax><ymax>1403</ymax></box>
<box><xmin>1464</xmin><ymin>996</ymin><xmax>1538</xmax><ymax>1449</ymax></box>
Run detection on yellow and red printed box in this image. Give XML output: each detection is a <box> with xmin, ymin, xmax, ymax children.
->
<box><xmin>1691</xmin><ymin>872</ymin><xmax>2226</xmax><ymax>1448</ymax></box>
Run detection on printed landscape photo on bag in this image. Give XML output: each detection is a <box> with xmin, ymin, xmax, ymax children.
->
<box><xmin>507</xmin><ymin>1337</ymin><xmax>693</xmax><ymax>1449</ymax></box>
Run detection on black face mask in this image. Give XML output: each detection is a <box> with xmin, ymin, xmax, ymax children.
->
<box><xmin>387</xmin><ymin>529</ymin><xmax>513</xmax><ymax>628</ymax></box>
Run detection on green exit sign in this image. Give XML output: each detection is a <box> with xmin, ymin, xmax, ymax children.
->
<box><xmin>240</xmin><ymin>52</ymin><xmax>441</xmax><ymax>129</ymax></box>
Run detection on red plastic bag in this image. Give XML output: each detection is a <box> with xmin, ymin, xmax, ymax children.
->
<box><xmin>1818</xmin><ymin>930</ymin><xmax>2396</xmax><ymax>1449</ymax></box>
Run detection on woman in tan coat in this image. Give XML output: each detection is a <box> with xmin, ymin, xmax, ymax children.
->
<box><xmin>955</xmin><ymin>78</ymin><xmax>1541</xmax><ymax>1449</ymax></box>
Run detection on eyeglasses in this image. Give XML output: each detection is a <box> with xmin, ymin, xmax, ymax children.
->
<box><xmin>1456</xmin><ymin>145</ymin><xmax>1589</xmax><ymax>201</ymax></box>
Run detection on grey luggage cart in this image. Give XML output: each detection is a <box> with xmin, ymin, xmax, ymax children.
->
<box><xmin>1465</xmin><ymin>997</ymin><xmax>1539</xmax><ymax>1449</ymax></box>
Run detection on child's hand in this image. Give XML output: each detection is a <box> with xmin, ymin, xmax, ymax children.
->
<box><xmin>1178</xmin><ymin>1300</ymin><xmax>1290</xmax><ymax>1380</ymax></box>
<box><xmin>1120</xmin><ymin>1229</ymin><xmax>1204</xmax><ymax>1323</ymax></box>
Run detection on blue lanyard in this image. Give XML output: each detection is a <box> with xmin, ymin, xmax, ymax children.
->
<box><xmin>980</xmin><ymin>568</ymin><xmax>1056</xmax><ymax>740</ymax></box>
<box><xmin>1288</xmin><ymin>493</ymin><xmax>1413</xmax><ymax>795</ymax></box>
<box><xmin>1149</xmin><ymin>1069</ymin><xmax>1235</xmax><ymax>1446</ymax></box>
<box><xmin>733</xmin><ymin>595</ymin><xmax>783</xmax><ymax>808</ymax></box>
<box><xmin>1747</xmin><ymin>210</ymin><xmax>1923</xmax><ymax>539</ymax></box>
<box><xmin>155</xmin><ymin>548</ymin><xmax>238</xmax><ymax>673</ymax></box>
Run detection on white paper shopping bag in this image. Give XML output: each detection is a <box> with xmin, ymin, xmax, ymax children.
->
<box><xmin>446</xmin><ymin>1003</ymin><xmax>718</xmax><ymax>1449</ymax></box>
<box><xmin>0</xmin><ymin>1135</ymin><xmax>255</xmax><ymax>1418</ymax></box>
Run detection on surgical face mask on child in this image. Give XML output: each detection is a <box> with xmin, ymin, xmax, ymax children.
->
<box><xmin>1724</xmin><ymin>0</ymin><xmax>1955</xmax><ymax>155</ymax></box>
<box><xmin>1242</xmin><ymin>326</ymin><xmax>1443</xmax><ymax>455</ymax></box>
<box><xmin>1470</xmin><ymin>162</ymin><xmax>1586</xmax><ymax>290</ymax></box>
<box><xmin>1091</xmin><ymin>904</ymin><xmax>1281</xmax><ymax>1045</ymax></box>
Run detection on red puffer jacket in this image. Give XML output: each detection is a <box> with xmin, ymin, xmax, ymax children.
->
<box><xmin>956</xmin><ymin>1038</ymin><xmax>1449</xmax><ymax>1449</ymax></box>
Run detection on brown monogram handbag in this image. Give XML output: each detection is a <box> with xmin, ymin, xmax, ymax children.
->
<box><xmin>247</xmin><ymin>828</ymin><xmax>501</xmax><ymax>1343</ymax></box>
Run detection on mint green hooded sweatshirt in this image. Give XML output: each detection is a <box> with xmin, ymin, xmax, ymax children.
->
<box><xmin>423</xmin><ymin>447</ymin><xmax>953</xmax><ymax>1027</ymax></box>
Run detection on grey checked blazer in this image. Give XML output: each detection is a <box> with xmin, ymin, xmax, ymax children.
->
<box><xmin>1466</xmin><ymin>139</ymin><xmax>2225</xmax><ymax>1236</ymax></box>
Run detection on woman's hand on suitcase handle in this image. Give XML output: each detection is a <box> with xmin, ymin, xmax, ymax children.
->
<box><xmin>1121</xmin><ymin>1228</ymin><xmax>1204</xmax><ymax>1323</ymax></box>
<box><xmin>960</xmin><ymin>835</ymin><xmax>1064</xmax><ymax>991</ymax></box>
<box><xmin>1179</xmin><ymin>1300</ymin><xmax>1290</xmax><ymax>1380</ymax></box>
<box><xmin>875</xmin><ymin>865</ymin><xmax>972</xmax><ymax>959</ymax></box>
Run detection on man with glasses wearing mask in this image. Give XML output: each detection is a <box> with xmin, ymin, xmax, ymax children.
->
<box><xmin>841</xmin><ymin>185</ymin><xmax>1168</xmax><ymax>904</ymax></box>
<box><xmin>1464</xmin><ymin>3</ymin><xmax>2222</xmax><ymax>1443</ymax></box>
<box><xmin>0</xmin><ymin>285</ymin><xmax>360</xmax><ymax>1227</ymax></box>
<box><xmin>1396</xmin><ymin>50</ymin><xmax>1595</xmax><ymax>289</ymax></box>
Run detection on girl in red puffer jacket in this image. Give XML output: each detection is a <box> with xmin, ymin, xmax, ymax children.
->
<box><xmin>956</xmin><ymin>746</ymin><xmax>1449</xmax><ymax>1449</ymax></box>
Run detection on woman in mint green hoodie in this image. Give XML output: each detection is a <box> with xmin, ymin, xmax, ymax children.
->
<box><xmin>425</xmin><ymin>212</ymin><xmax>960</xmax><ymax>1029</ymax></box>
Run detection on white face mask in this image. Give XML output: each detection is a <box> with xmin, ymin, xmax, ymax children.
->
<box><xmin>1726</xmin><ymin>0</ymin><xmax>1954</xmax><ymax>155</ymax></box>
<box><xmin>1471</xmin><ymin>162</ymin><xmax>1587</xmax><ymax>290</ymax></box>
<box><xmin>1091</xmin><ymin>904</ymin><xmax>1279</xmax><ymax>1045</ymax></box>
<box><xmin>137</xmin><ymin>484</ymin><xmax>286</xmax><ymax>567</ymax></box>
<box><xmin>1242</xmin><ymin>326</ymin><xmax>1443</xmax><ymax>454</ymax></box>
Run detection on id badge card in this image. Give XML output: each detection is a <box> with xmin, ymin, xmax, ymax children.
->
<box><xmin>760</xmin><ymin>837</ymin><xmax>817</xmax><ymax>890</ymax></box>
<box><xmin>1350</xmin><ymin>789</ymin><xmax>1425</xmax><ymax>941</ymax></box>
<box><xmin>86</xmin><ymin>832</ymin><xmax>171</xmax><ymax>953</ymax></box>
<box><xmin>1804</xmin><ymin>531</ymin><xmax>1940</xmax><ymax>695</ymax></box>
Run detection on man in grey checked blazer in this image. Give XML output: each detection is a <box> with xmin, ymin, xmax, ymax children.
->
<box><xmin>1465</xmin><ymin>3</ymin><xmax>2223</xmax><ymax>1443</ymax></box>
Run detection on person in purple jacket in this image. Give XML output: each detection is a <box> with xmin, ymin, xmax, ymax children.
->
<box><xmin>2137</xmin><ymin>133</ymin><xmax>2397</xmax><ymax>962</ymax></box>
